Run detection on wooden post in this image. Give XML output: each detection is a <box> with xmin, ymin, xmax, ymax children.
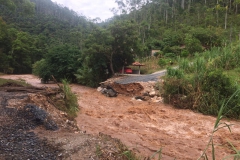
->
<box><xmin>138</xmin><ymin>66</ymin><xmax>140</xmax><ymax>74</ymax></box>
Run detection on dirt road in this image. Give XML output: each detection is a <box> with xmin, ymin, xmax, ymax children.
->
<box><xmin>1</xmin><ymin>74</ymin><xmax>240</xmax><ymax>159</ymax></box>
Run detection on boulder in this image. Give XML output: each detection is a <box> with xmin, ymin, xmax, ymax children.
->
<box><xmin>100</xmin><ymin>88</ymin><xmax>117</xmax><ymax>97</ymax></box>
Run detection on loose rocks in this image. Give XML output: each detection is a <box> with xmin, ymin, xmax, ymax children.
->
<box><xmin>22</xmin><ymin>104</ymin><xmax>58</xmax><ymax>131</ymax></box>
<box><xmin>0</xmin><ymin>99</ymin><xmax>62</xmax><ymax>159</ymax></box>
<box><xmin>98</xmin><ymin>86</ymin><xmax>118</xmax><ymax>97</ymax></box>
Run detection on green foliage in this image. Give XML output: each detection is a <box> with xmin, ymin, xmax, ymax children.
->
<box><xmin>190</xmin><ymin>27</ymin><xmax>223</xmax><ymax>48</ymax></box>
<box><xmin>158</xmin><ymin>58</ymin><xmax>168</xmax><ymax>67</ymax></box>
<box><xmin>32</xmin><ymin>59</ymin><xmax>51</xmax><ymax>83</ymax></box>
<box><xmin>109</xmin><ymin>20</ymin><xmax>143</xmax><ymax>72</ymax></box>
<box><xmin>184</xmin><ymin>34</ymin><xmax>203</xmax><ymax>54</ymax></box>
<box><xmin>61</xmin><ymin>79</ymin><xmax>79</xmax><ymax>119</ymax></box>
<box><xmin>11</xmin><ymin>31</ymin><xmax>35</xmax><ymax>73</ymax></box>
<box><xmin>178</xmin><ymin>58</ymin><xmax>191</xmax><ymax>73</ymax></box>
<box><xmin>0</xmin><ymin>0</ymin><xmax>35</xmax><ymax>14</ymax></box>
<box><xmin>198</xmin><ymin>92</ymin><xmax>239</xmax><ymax>160</ymax></box>
<box><xmin>180</xmin><ymin>50</ymin><xmax>189</xmax><ymax>57</ymax></box>
<box><xmin>199</xmin><ymin>70</ymin><xmax>239</xmax><ymax>117</ymax></box>
<box><xmin>166</xmin><ymin>67</ymin><xmax>184</xmax><ymax>79</ymax></box>
<box><xmin>33</xmin><ymin>45</ymin><xmax>82</xmax><ymax>82</ymax></box>
<box><xmin>162</xmin><ymin>30</ymin><xmax>184</xmax><ymax>47</ymax></box>
<box><xmin>162</xmin><ymin>45</ymin><xmax>240</xmax><ymax>118</ymax></box>
<box><xmin>153</xmin><ymin>51</ymin><xmax>163</xmax><ymax>57</ymax></box>
<box><xmin>75</xmin><ymin>52</ymin><xmax>108</xmax><ymax>87</ymax></box>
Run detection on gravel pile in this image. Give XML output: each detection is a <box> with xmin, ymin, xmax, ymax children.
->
<box><xmin>0</xmin><ymin>93</ymin><xmax>63</xmax><ymax>160</ymax></box>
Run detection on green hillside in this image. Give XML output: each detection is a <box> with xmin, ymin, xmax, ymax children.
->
<box><xmin>1</xmin><ymin>0</ymin><xmax>240</xmax><ymax>86</ymax></box>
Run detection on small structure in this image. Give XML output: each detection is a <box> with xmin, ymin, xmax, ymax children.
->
<box><xmin>132</xmin><ymin>62</ymin><xmax>145</xmax><ymax>74</ymax></box>
<box><xmin>151</xmin><ymin>50</ymin><xmax>160</xmax><ymax>56</ymax></box>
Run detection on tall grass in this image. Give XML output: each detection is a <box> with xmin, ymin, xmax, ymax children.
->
<box><xmin>198</xmin><ymin>89</ymin><xmax>240</xmax><ymax>160</ymax></box>
<box><xmin>61</xmin><ymin>79</ymin><xmax>79</xmax><ymax>118</ymax></box>
<box><xmin>162</xmin><ymin>44</ymin><xmax>240</xmax><ymax>118</ymax></box>
<box><xmin>178</xmin><ymin>58</ymin><xmax>191</xmax><ymax>73</ymax></box>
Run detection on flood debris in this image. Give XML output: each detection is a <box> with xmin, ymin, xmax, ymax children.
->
<box><xmin>98</xmin><ymin>86</ymin><xmax>118</xmax><ymax>97</ymax></box>
<box><xmin>98</xmin><ymin>82</ymin><xmax>144</xmax><ymax>97</ymax></box>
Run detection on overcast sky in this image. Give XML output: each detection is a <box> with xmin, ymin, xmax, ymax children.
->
<box><xmin>51</xmin><ymin>0</ymin><xmax>118</xmax><ymax>20</ymax></box>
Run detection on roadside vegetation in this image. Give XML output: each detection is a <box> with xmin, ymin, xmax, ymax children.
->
<box><xmin>161</xmin><ymin>44</ymin><xmax>240</xmax><ymax>118</ymax></box>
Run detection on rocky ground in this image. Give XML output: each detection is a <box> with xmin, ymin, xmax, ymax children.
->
<box><xmin>0</xmin><ymin>81</ymin><xmax>138</xmax><ymax>160</ymax></box>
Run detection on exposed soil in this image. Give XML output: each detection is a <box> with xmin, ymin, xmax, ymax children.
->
<box><xmin>0</xmin><ymin>79</ymin><xmax>136</xmax><ymax>160</ymax></box>
<box><xmin>1</xmin><ymin>74</ymin><xmax>240</xmax><ymax>160</ymax></box>
<box><xmin>109</xmin><ymin>82</ymin><xmax>144</xmax><ymax>96</ymax></box>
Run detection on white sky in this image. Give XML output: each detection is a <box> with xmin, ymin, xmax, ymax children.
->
<box><xmin>51</xmin><ymin>0</ymin><xmax>118</xmax><ymax>21</ymax></box>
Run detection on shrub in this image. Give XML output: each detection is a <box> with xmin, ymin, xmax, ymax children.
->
<box><xmin>32</xmin><ymin>59</ymin><xmax>51</xmax><ymax>83</ymax></box>
<box><xmin>164</xmin><ymin>53</ymin><xmax>176</xmax><ymax>58</ymax></box>
<box><xmin>61</xmin><ymin>79</ymin><xmax>79</xmax><ymax>119</ymax></box>
<box><xmin>199</xmin><ymin>69</ymin><xmax>240</xmax><ymax>117</ymax></box>
<box><xmin>180</xmin><ymin>50</ymin><xmax>189</xmax><ymax>57</ymax></box>
<box><xmin>158</xmin><ymin>58</ymin><xmax>168</xmax><ymax>67</ymax></box>
<box><xmin>33</xmin><ymin>45</ymin><xmax>82</xmax><ymax>83</ymax></box>
<box><xmin>184</xmin><ymin>34</ymin><xmax>202</xmax><ymax>54</ymax></box>
<box><xmin>163</xmin><ymin>60</ymin><xmax>240</xmax><ymax>118</ymax></box>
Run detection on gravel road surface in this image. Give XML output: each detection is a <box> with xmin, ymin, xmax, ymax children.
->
<box><xmin>115</xmin><ymin>70</ymin><xmax>166</xmax><ymax>84</ymax></box>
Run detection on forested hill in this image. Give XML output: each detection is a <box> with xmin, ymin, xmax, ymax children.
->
<box><xmin>0</xmin><ymin>0</ymin><xmax>90</xmax><ymax>47</ymax></box>
<box><xmin>0</xmin><ymin>0</ymin><xmax>96</xmax><ymax>76</ymax></box>
<box><xmin>110</xmin><ymin>0</ymin><xmax>240</xmax><ymax>52</ymax></box>
<box><xmin>1</xmin><ymin>0</ymin><xmax>240</xmax><ymax>87</ymax></box>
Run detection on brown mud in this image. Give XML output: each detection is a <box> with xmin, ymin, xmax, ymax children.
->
<box><xmin>1</xmin><ymin>74</ymin><xmax>240</xmax><ymax>159</ymax></box>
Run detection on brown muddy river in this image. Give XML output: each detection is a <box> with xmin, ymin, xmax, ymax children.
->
<box><xmin>1</xmin><ymin>74</ymin><xmax>240</xmax><ymax>160</ymax></box>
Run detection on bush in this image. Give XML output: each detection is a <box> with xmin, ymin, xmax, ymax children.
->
<box><xmin>163</xmin><ymin>63</ymin><xmax>240</xmax><ymax>118</ymax></box>
<box><xmin>198</xmin><ymin>69</ymin><xmax>240</xmax><ymax>117</ymax></box>
<box><xmin>158</xmin><ymin>58</ymin><xmax>168</xmax><ymax>67</ymax></box>
<box><xmin>164</xmin><ymin>53</ymin><xmax>176</xmax><ymax>58</ymax></box>
<box><xmin>75</xmin><ymin>53</ymin><xmax>109</xmax><ymax>87</ymax></box>
<box><xmin>180</xmin><ymin>50</ymin><xmax>189</xmax><ymax>57</ymax></box>
<box><xmin>184</xmin><ymin>34</ymin><xmax>202</xmax><ymax>54</ymax></box>
<box><xmin>32</xmin><ymin>59</ymin><xmax>51</xmax><ymax>83</ymax></box>
<box><xmin>33</xmin><ymin>45</ymin><xmax>82</xmax><ymax>83</ymax></box>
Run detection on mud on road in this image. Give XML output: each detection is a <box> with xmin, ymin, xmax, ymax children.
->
<box><xmin>1</xmin><ymin>74</ymin><xmax>240</xmax><ymax>160</ymax></box>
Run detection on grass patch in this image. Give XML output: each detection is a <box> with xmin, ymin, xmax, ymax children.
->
<box><xmin>224</xmin><ymin>68</ymin><xmax>240</xmax><ymax>86</ymax></box>
<box><xmin>0</xmin><ymin>78</ymin><xmax>30</xmax><ymax>87</ymax></box>
<box><xmin>61</xmin><ymin>79</ymin><xmax>79</xmax><ymax>119</ymax></box>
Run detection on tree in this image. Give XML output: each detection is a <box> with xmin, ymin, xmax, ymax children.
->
<box><xmin>0</xmin><ymin>0</ymin><xmax>35</xmax><ymax>14</ymax></box>
<box><xmin>109</xmin><ymin>20</ymin><xmax>143</xmax><ymax>74</ymax></box>
<box><xmin>0</xmin><ymin>17</ymin><xmax>11</xmax><ymax>73</ymax></box>
<box><xmin>11</xmin><ymin>31</ymin><xmax>35</xmax><ymax>73</ymax></box>
<box><xmin>45</xmin><ymin>45</ymin><xmax>82</xmax><ymax>81</ymax></box>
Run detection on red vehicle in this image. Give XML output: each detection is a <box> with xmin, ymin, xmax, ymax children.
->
<box><xmin>119</xmin><ymin>67</ymin><xmax>132</xmax><ymax>74</ymax></box>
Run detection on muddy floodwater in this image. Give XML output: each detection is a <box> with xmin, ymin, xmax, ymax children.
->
<box><xmin>1</xmin><ymin>74</ymin><xmax>240</xmax><ymax>159</ymax></box>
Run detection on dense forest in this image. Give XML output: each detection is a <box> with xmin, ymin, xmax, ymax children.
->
<box><xmin>1</xmin><ymin>0</ymin><xmax>240</xmax><ymax>87</ymax></box>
